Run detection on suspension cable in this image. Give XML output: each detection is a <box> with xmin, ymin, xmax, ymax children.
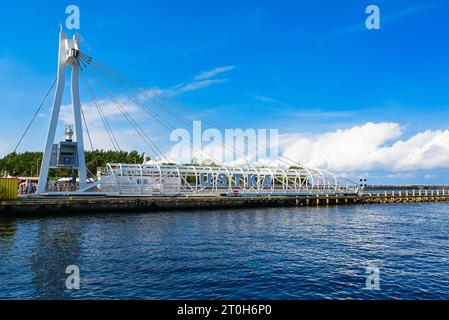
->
<box><xmin>81</xmin><ymin>55</ymin><xmax>280</xmax><ymax>167</ymax></box>
<box><xmin>80</xmin><ymin>52</ymin><xmax>224</xmax><ymax>128</ymax></box>
<box><xmin>79</xmin><ymin>53</ymin><xmax>352</xmax><ymax>185</ymax></box>
<box><xmin>79</xmin><ymin>56</ymin><xmax>182</xmax><ymax>131</ymax></box>
<box><xmin>80</xmin><ymin>56</ymin><xmax>254</xmax><ymax>162</ymax></box>
<box><xmin>82</xmin><ymin>54</ymin><xmax>196</xmax><ymax>128</ymax></box>
<box><xmin>78</xmin><ymin>58</ymin><xmax>121</xmax><ymax>151</ymax></box>
<box><xmin>13</xmin><ymin>79</ymin><xmax>56</xmax><ymax>153</ymax></box>
<box><xmin>79</xmin><ymin>55</ymin><xmax>226</xmax><ymax>164</ymax></box>
<box><xmin>79</xmin><ymin>58</ymin><xmax>169</xmax><ymax>162</ymax></box>
<box><xmin>80</xmin><ymin>105</ymin><xmax>95</xmax><ymax>151</ymax></box>
<box><xmin>79</xmin><ymin>54</ymin><xmax>290</xmax><ymax>163</ymax></box>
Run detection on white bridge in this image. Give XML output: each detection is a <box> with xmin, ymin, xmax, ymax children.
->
<box><xmin>96</xmin><ymin>164</ymin><xmax>358</xmax><ymax>196</ymax></box>
<box><xmin>28</xmin><ymin>27</ymin><xmax>360</xmax><ymax>197</ymax></box>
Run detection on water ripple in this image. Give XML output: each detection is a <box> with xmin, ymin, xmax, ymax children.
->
<box><xmin>1</xmin><ymin>202</ymin><xmax>449</xmax><ymax>299</ymax></box>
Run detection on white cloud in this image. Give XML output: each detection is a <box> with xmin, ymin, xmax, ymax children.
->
<box><xmin>177</xmin><ymin>79</ymin><xmax>228</xmax><ymax>93</ymax></box>
<box><xmin>165</xmin><ymin>122</ymin><xmax>449</xmax><ymax>178</ymax></box>
<box><xmin>281</xmin><ymin>122</ymin><xmax>449</xmax><ymax>172</ymax></box>
<box><xmin>169</xmin><ymin>65</ymin><xmax>235</xmax><ymax>95</ymax></box>
<box><xmin>60</xmin><ymin>99</ymin><xmax>140</xmax><ymax>126</ymax></box>
<box><xmin>58</xmin><ymin>99</ymin><xmax>164</xmax><ymax>152</ymax></box>
<box><xmin>194</xmin><ymin>66</ymin><xmax>236</xmax><ymax>81</ymax></box>
<box><xmin>253</xmin><ymin>94</ymin><xmax>283</xmax><ymax>104</ymax></box>
<box><xmin>138</xmin><ymin>66</ymin><xmax>235</xmax><ymax>99</ymax></box>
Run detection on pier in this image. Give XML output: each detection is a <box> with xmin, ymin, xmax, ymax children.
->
<box><xmin>1</xmin><ymin>189</ymin><xmax>448</xmax><ymax>217</ymax></box>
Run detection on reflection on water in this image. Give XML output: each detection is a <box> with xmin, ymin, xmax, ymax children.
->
<box><xmin>29</xmin><ymin>219</ymin><xmax>82</xmax><ymax>300</ymax></box>
<box><xmin>0</xmin><ymin>219</ymin><xmax>17</xmax><ymax>243</ymax></box>
<box><xmin>1</xmin><ymin>203</ymin><xmax>449</xmax><ymax>300</ymax></box>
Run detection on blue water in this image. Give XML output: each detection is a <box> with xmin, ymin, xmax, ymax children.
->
<box><xmin>1</xmin><ymin>203</ymin><xmax>449</xmax><ymax>300</ymax></box>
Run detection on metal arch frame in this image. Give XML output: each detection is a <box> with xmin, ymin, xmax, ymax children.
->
<box><xmin>302</xmin><ymin>167</ymin><xmax>315</xmax><ymax>193</ymax></box>
<box><xmin>262</xmin><ymin>168</ymin><xmax>276</xmax><ymax>192</ymax></box>
<box><xmin>290</xmin><ymin>169</ymin><xmax>301</xmax><ymax>193</ymax></box>
<box><xmin>176</xmin><ymin>166</ymin><xmax>181</xmax><ymax>193</ymax></box>
<box><xmin>317</xmin><ymin>169</ymin><xmax>326</xmax><ymax>194</ymax></box>
<box><xmin>277</xmin><ymin>168</ymin><xmax>288</xmax><ymax>193</ymax></box>
<box><xmin>101</xmin><ymin>163</ymin><xmax>359</xmax><ymax>196</ymax></box>
<box><xmin>217</xmin><ymin>166</ymin><xmax>231</xmax><ymax>192</ymax></box>
<box><xmin>238</xmin><ymin>167</ymin><xmax>246</xmax><ymax>191</ymax></box>
<box><xmin>191</xmin><ymin>166</ymin><xmax>199</xmax><ymax>192</ymax></box>
<box><xmin>323</xmin><ymin>169</ymin><xmax>338</xmax><ymax>192</ymax></box>
<box><xmin>253</xmin><ymin>167</ymin><xmax>261</xmax><ymax>194</ymax></box>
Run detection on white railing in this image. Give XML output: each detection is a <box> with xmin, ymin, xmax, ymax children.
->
<box><xmin>99</xmin><ymin>163</ymin><xmax>360</xmax><ymax>196</ymax></box>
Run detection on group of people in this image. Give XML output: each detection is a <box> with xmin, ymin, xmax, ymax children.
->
<box><xmin>17</xmin><ymin>180</ymin><xmax>80</xmax><ymax>194</ymax></box>
<box><xmin>18</xmin><ymin>181</ymin><xmax>37</xmax><ymax>195</ymax></box>
<box><xmin>46</xmin><ymin>181</ymin><xmax>78</xmax><ymax>192</ymax></box>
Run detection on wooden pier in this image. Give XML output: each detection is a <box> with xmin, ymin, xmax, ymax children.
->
<box><xmin>1</xmin><ymin>189</ymin><xmax>448</xmax><ymax>217</ymax></box>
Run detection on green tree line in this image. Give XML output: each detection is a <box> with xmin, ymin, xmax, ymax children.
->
<box><xmin>0</xmin><ymin>150</ymin><xmax>145</xmax><ymax>178</ymax></box>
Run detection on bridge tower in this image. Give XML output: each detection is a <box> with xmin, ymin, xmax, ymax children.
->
<box><xmin>37</xmin><ymin>28</ymin><xmax>87</xmax><ymax>194</ymax></box>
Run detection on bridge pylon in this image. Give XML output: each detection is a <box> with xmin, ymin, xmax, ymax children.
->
<box><xmin>37</xmin><ymin>28</ymin><xmax>87</xmax><ymax>194</ymax></box>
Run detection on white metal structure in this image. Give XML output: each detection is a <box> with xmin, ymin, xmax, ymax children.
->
<box><xmin>97</xmin><ymin>164</ymin><xmax>359</xmax><ymax>196</ymax></box>
<box><xmin>37</xmin><ymin>28</ymin><xmax>87</xmax><ymax>194</ymax></box>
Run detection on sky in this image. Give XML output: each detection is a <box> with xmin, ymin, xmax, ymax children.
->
<box><xmin>0</xmin><ymin>0</ymin><xmax>449</xmax><ymax>184</ymax></box>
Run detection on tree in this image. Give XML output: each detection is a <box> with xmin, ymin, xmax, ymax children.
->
<box><xmin>0</xmin><ymin>150</ymin><xmax>145</xmax><ymax>178</ymax></box>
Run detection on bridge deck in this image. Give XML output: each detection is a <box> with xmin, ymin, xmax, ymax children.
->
<box><xmin>1</xmin><ymin>193</ymin><xmax>448</xmax><ymax>217</ymax></box>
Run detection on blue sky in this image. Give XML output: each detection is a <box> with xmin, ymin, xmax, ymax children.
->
<box><xmin>1</xmin><ymin>0</ymin><xmax>449</xmax><ymax>184</ymax></box>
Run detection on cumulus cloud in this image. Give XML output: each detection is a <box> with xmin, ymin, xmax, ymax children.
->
<box><xmin>164</xmin><ymin>122</ymin><xmax>449</xmax><ymax>179</ymax></box>
<box><xmin>281</xmin><ymin>122</ymin><xmax>449</xmax><ymax>172</ymax></box>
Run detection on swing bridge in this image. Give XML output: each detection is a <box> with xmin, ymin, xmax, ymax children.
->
<box><xmin>17</xmin><ymin>28</ymin><xmax>360</xmax><ymax>197</ymax></box>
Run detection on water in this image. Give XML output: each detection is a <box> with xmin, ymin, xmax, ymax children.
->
<box><xmin>1</xmin><ymin>203</ymin><xmax>449</xmax><ymax>300</ymax></box>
